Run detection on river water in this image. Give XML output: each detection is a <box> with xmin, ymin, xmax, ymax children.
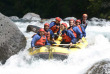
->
<box><xmin>0</xmin><ymin>17</ymin><xmax>110</xmax><ymax>74</ymax></box>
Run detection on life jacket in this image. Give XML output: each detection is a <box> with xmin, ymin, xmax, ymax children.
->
<box><xmin>44</xmin><ymin>31</ymin><xmax>50</xmax><ymax>41</ymax></box>
<box><xmin>50</xmin><ymin>22</ymin><xmax>60</xmax><ymax>33</ymax></box>
<box><xmin>77</xmin><ymin>25</ymin><xmax>82</xmax><ymax>32</ymax></box>
<box><xmin>68</xmin><ymin>27</ymin><xmax>77</xmax><ymax>38</ymax></box>
<box><xmin>62</xmin><ymin>33</ymin><xmax>71</xmax><ymax>42</ymax></box>
<box><xmin>35</xmin><ymin>36</ymin><xmax>46</xmax><ymax>46</ymax></box>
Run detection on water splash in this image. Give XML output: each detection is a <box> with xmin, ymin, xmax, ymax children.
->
<box><xmin>0</xmin><ymin>18</ymin><xmax>110</xmax><ymax>74</ymax></box>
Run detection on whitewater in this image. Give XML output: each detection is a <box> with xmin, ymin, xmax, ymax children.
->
<box><xmin>0</xmin><ymin>17</ymin><xmax>110</xmax><ymax>74</ymax></box>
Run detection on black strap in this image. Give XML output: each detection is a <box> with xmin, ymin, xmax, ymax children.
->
<box><xmin>65</xmin><ymin>30</ymin><xmax>67</xmax><ymax>34</ymax></box>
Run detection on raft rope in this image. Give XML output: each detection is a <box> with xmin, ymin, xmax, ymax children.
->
<box><xmin>46</xmin><ymin>45</ymin><xmax>55</xmax><ymax>59</ymax></box>
<box><xmin>48</xmin><ymin>47</ymin><xmax>54</xmax><ymax>59</ymax></box>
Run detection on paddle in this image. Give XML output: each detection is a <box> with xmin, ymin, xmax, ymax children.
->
<box><xmin>52</xmin><ymin>44</ymin><xmax>76</xmax><ymax>46</ymax></box>
<box><xmin>52</xmin><ymin>43</ymin><xmax>81</xmax><ymax>49</ymax></box>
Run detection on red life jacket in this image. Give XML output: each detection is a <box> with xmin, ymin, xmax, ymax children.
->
<box><xmin>68</xmin><ymin>27</ymin><xmax>77</xmax><ymax>38</ymax></box>
<box><xmin>62</xmin><ymin>33</ymin><xmax>71</xmax><ymax>42</ymax></box>
<box><xmin>77</xmin><ymin>25</ymin><xmax>82</xmax><ymax>32</ymax></box>
<box><xmin>35</xmin><ymin>36</ymin><xmax>46</xmax><ymax>46</ymax></box>
<box><xmin>44</xmin><ymin>31</ymin><xmax>50</xmax><ymax>41</ymax></box>
<box><xmin>50</xmin><ymin>22</ymin><xmax>60</xmax><ymax>33</ymax></box>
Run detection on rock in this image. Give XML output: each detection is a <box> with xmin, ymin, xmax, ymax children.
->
<box><xmin>86</xmin><ymin>60</ymin><xmax>110</xmax><ymax>74</ymax></box>
<box><xmin>63</xmin><ymin>17</ymin><xmax>77</xmax><ymax>21</ymax></box>
<box><xmin>9</xmin><ymin>16</ymin><xmax>20</xmax><ymax>20</ymax></box>
<box><xmin>0</xmin><ymin>13</ymin><xmax>26</xmax><ymax>63</ymax></box>
<box><xmin>40</xmin><ymin>19</ymin><xmax>48</xmax><ymax>23</ymax></box>
<box><xmin>26</xmin><ymin>25</ymin><xmax>40</xmax><ymax>33</ymax></box>
<box><xmin>22</xmin><ymin>12</ymin><xmax>41</xmax><ymax>21</ymax></box>
<box><xmin>41</xmin><ymin>18</ymin><xmax>60</xmax><ymax>24</ymax></box>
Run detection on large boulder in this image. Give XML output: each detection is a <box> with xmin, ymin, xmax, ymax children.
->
<box><xmin>0</xmin><ymin>13</ymin><xmax>26</xmax><ymax>63</ymax></box>
<box><xmin>22</xmin><ymin>12</ymin><xmax>41</xmax><ymax>21</ymax></box>
<box><xmin>86</xmin><ymin>60</ymin><xmax>110</xmax><ymax>74</ymax></box>
<box><xmin>63</xmin><ymin>17</ymin><xmax>77</xmax><ymax>21</ymax></box>
<box><xmin>9</xmin><ymin>16</ymin><xmax>20</xmax><ymax>20</ymax></box>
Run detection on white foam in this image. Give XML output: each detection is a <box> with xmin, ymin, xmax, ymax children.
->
<box><xmin>0</xmin><ymin>17</ymin><xmax>110</xmax><ymax>74</ymax></box>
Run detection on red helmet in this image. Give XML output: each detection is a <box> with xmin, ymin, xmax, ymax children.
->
<box><xmin>39</xmin><ymin>28</ymin><xmax>45</xmax><ymax>32</ymax></box>
<box><xmin>83</xmin><ymin>14</ymin><xmax>88</xmax><ymax>17</ymax></box>
<box><xmin>76</xmin><ymin>20</ymin><xmax>81</xmax><ymax>24</ymax></box>
<box><xmin>69</xmin><ymin>19</ymin><xmax>75</xmax><ymax>23</ymax></box>
<box><xmin>55</xmin><ymin>17</ymin><xmax>61</xmax><ymax>22</ymax></box>
<box><xmin>44</xmin><ymin>23</ymin><xmax>49</xmax><ymax>27</ymax></box>
<box><xmin>62</xmin><ymin>23</ymin><xmax>67</xmax><ymax>28</ymax></box>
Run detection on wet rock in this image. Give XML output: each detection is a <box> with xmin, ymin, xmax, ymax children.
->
<box><xmin>9</xmin><ymin>16</ymin><xmax>20</xmax><ymax>20</ymax></box>
<box><xmin>40</xmin><ymin>19</ymin><xmax>48</xmax><ymax>23</ymax></box>
<box><xmin>0</xmin><ymin>13</ymin><xmax>26</xmax><ymax>63</ymax></box>
<box><xmin>26</xmin><ymin>25</ymin><xmax>40</xmax><ymax>33</ymax></box>
<box><xmin>63</xmin><ymin>17</ymin><xmax>77</xmax><ymax>21</ymax></box>
<box><xmin>86</xmin><ymin>60</ymin><xmax>110</xmax><ymax>74</ymax></box>
<box><xmin>22</xmin><ymin>12</ymin><xmax>41</xmax><ymax>21</ymax></box>
<box><xmin>41</xmin><ymin>18</ymin><xmax>60</xmax><ymax>24</ymax></box>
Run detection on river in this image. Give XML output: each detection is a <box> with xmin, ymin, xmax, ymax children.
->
<box><xmin>0</xmin><ymin>17</ymin><xmax>110</xmax><ymax>74</ymax></box>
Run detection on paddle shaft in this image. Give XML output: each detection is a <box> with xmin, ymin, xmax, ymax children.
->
<box><xmin>53</xmin><ymin>44</ymin><xmax>76</xmax><ymax>46</ymax></box>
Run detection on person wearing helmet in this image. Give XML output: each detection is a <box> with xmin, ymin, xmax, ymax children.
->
<box><xmin>68</xmin><ymin>19</ymin><xmax>83</xmax><ymax>40</ymax></box>
<box><xmin>69</xmin><ymin>19</ymin><xmax>75</xmax><ymax>27</ymax></box>
<box><xmin>49</xmin><ymin>17</ymin><xmax>61</xmax><ymax>37</ymax></box>
<box><xmin>37</xmin><ymin>23</ymin><xmax>55</xmax><ymax>44</ymax></box>
<box><xmin>31</xmin><ymin>28</ymin><xmax>50</xmax><ymax>50</ymax></box>
<box><xmin>80</xmin><ymin>14</ymin><xmax>88</xmax><ymax>29</ymax></box>
<box><xmin>60</xmin><ymin>23</ymin><xmax>77</xmax><ymax>47</ymax></box>
<box><xmin>37</xmin><ymin>23</ymin><xmax>55</xmax><ymax>41</ymax></box>
<box><xmin>76</xmin><ymin>20</ymin><xmax>86</xmax><ymax>37</ymax></box>
<box><xmin>44</xmin><ymin>23</ymin><xmax>55</xmax><ymax>41</ymax></box>
<box><xmin>68</xmin><ymin>19</ymin><xmax>77</xmax><ymax>38</ymax></box>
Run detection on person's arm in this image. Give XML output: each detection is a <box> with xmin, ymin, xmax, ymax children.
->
<box><xmin>50</xmin><ymin>30</ymin><xmax>54</xmax><ymax>38</ymax></box>
<box><xmin>81</xmin><ymin>26</ymin><xmax>86</xmax><ymax>37</ymax></box>
<box><xmin>76</xmin><ymin>27</ymin><xmax>83</xmax><ymax>39</ymax></box>
<box><xmin>31</xmin><ymin>35</ymin><xmax>39</xmax><ymax>48</ymax></box>
<box><xmin>50</xmin><ymin>30</ymin><xmax>55</xmax><ymax>41</ymax></box>
<box><xmin>45</xmin><ymin>38</ymin><xmax>51</xmax><ymax>45</ymax></box>
<box><xmin>49</xmin><ymin>22</ymin><xmax>55</xmax><ymax>28</ymax></box>
<box><xmin>67</xmin><ymin>30</ymin><xmax>76</xmax><ymax>44</ymax></box>
<box><xmin>85</xmin><ymin>20</ymin><xmax>88</xmax><ymax>29</ymax></box>
<box><xmin>85</xmin><ymin>24</ymin><xmax>87</xmax><ymax>29</ymax></box>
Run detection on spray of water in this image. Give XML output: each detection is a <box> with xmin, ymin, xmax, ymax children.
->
<box><xmin>0</xmin><ymin>18</ymin><xmax>110</xmax><ymax>74</ymax></box>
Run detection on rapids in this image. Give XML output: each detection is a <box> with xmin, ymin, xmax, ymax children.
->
<box><xmin>0</xmin><ymin>18</ymin><xmax>110</xmax><ymax>74</ymax></box>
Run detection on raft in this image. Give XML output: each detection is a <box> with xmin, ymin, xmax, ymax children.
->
<box><xmin>28</xmin><ymin>37</ymin><xmax>88</xmax><ymax>60</ymax></box>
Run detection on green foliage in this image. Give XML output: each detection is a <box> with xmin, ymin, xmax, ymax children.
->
<box><xmin>87</xmin><ymin>0</ymin><xmax>102</xmax><ymax>17</ymax></box>
<box><xmin>0</xmin><ymin>0</ymin><xmax>110</xmax><ymax>19</ymax></box>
